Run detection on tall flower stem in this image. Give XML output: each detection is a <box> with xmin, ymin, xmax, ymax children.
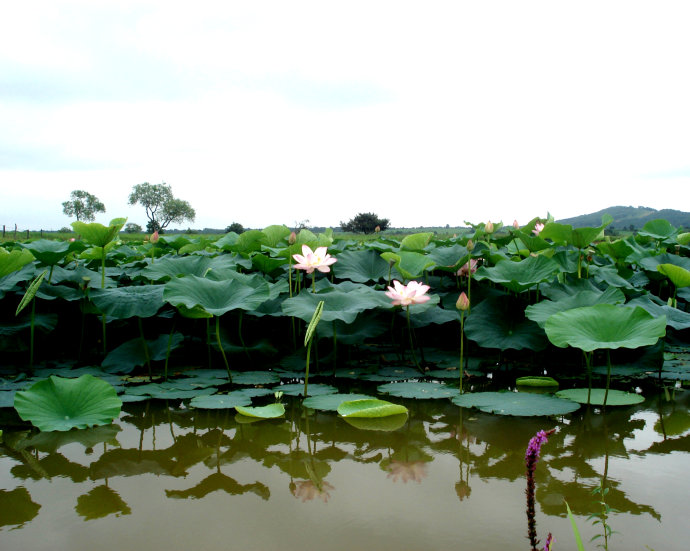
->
<box><xmin>215</xmin><ymin>316</ymin><xmax>232</xmax><ymax>383</ymax></box>
<box><xmin>459</xmin><ymin>312</ymin><xmax>465</xmax><ymax>393</ymax></box>
<box><xmin>138</xmin><ymin>318</ymin><xmax>152</xmax><ymax>382</ymax></box>
<box><xmin>406</xmin><ymin>306</ymin><xmax>422</xmax><ymax>374</ymax></box>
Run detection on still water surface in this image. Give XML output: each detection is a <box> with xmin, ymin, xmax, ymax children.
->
<box><xmin>1</xmin><ymin>391</ymin><xmax>688</xmax><ymax>551</ymax></box>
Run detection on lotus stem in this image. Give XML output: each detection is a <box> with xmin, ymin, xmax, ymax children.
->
<box><xmin>138</xmin><ymin>317</ymin><xmax>152</xmax><ymax>381</ymax></box>
<box><xmin>459</xmin><ymin>312</ymin><xmax>465</xmax><ymax>393</ymax></box>
<box><xmin>406</xmin><ymin>306</ymin><xmax>423</xmax><ymax>374</ymax></box>
<box><xmin>215</xmin><ymin>316</ymin><xmax>232</xmax><ymax>382</ymax></box>
<box><xmin>603</xmin><ymin>349</ymin><xmax>612</xmax><ymax>408</ymax></box>
<box><xmin>29</xmin><ymin>300</ymin><xmax>36</xmax><ymax>370</ymax></box>
<box><xmin>311</xmin><ymin>272</ymin><xmax>316</xmax><ymax>294</ymax></box>
<box><xmin>304</xmin><ymin>336</ymin><xmax>313</xmax><ymax>397</ymax></box>
<box><xmin>332</xmin><ymin>320</ymin><xmax>337</xmax><ymax>375</ymax></box>
<box><xmin>163</xmin><ymin>323</ymin><xmax>175</xmax><ymax>381</ymax></box>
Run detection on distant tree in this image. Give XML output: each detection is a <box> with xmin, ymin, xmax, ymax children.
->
<box><xmin>128</xmin><ymin>182</ymin><xmax>195</xmax><ymax>234</ymax></box>
<box><xmin>62</xmin><ymin>190</ymin><xmax>106</xmax><ymax>221</ymax></box>
<box><xmin>124</xmin><ymin>222</ymin><xmax>143</xmax><ymax>234</ymax></box>
<box><xmin>340</xmin><ymin>212</ymin><xmax>390</xmax><ymax>234</ymax></box>
<box><xmin>225</xmin><ymin>222</ymin><xmax>245</xmax><ymax>234</ymax></box>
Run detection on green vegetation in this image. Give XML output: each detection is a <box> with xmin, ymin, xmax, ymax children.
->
<box><xmin>61</xmin><ymin>190</ymin><xmax>106</xmax><ymax>222</ymax></box>
<box><xmin>128</xmin><ymin>182</ymin><xmax>196</xmax><ymax>233</ymax></box>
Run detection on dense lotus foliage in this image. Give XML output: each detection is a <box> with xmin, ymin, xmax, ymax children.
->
<box><xmin>0</xmin><ymin>215</ymin><xmax>689</xmax><ymax>426</ymax></box>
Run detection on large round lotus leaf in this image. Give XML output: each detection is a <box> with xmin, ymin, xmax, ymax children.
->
<box><xmin>657</xmin><ymin>263</ymin><xmax>690</xmax><ymax>288</ymax></box>
<box><xmin>0</xmin><ymin>248</ymin><xmax>35</xmax><ymax>278</ymax></box>
<box><xmin>142</xmin><ymin>256</ymin><xmax>213</xmax><ymax>281</ymax></box>
<box><xmin>516</xmin><ymin>376</ymin><xmax>559</xmax><ymax>387</ymax></box>
<box><xmin>163</xmin><ymin>274</ymin><xmax>270</xmax><ymax>316</ymax></box>
<box><xmin>72</xmin><ymin>218</ymin><xmax>126</xmax><ymax>247</ymax></box>
<box><xmin>189</xmin><ymin>392</ymin><xmax>252</xmax><ymax>409</ymax></box>
<box><xmin>525</xmin><ymin>287</ymin><xmax>625</xmax><ymax>328</ymax></box>
<box><xmin>452</xmin><ymin>391</ymin><xmax>580</xmax><ymax>416</ymax></box>
<box><xmin>261</xmin><ymin>224</ymin><xmax>291</xmax><ymax>247</ymax></box>
<box><xmin>473</xmin><ymin>256</ymin><xmax>560</xmax><ymax>293</ymax></box>
<box><xmin>235</xmin><ymin>403</ymin><xmax>285</xmax><ymax>418</ymax></box>
<box><xmin>19</xmin><ymin>239</ymin><xmax>72</xmax><ymax>266</ymax></box>
<box><xmin>90</xmin><ymin>285</ymin><xmax>165</xmax><ymax>319</ymax></box>
<box><xmin>555</xmin><ymin>388</ymin><xmax>645</xmax><ymax>406</ymax></box>
<box><xmin>626</xmin><ymin>296</ymin><xmax>690</xmax><ymax>331</ymax></box>
<box><xmin>338</xmin><ymin>399</ymin><xmax>408</xmax><ymax>418</ymax></box>
<box><xmin>377</xmin><ymin>381</ymin><xmax>460</xmax><ymax>399</ymax></box>
<box><xmin>638</xmin><ymin>253</ymin><xmax>690</xmax><ymax>275</ymax></box>
<box><xmin>465</xmin><ymin>296</ymin><xmax>549</xmax><ymax>351</ymax></box>
<box><xmin>231</xmin><ymin>371</ymin><xmax>280</xmax><ymax>385</ymax></box>
<box><xmin>545</xmin><ymin>304</ymin><xmax>667</xmax><ymax>351</ymax></box>
<box><xmin>341</xmin><ymin>413</ymin><xmax>409</xmax><ymax>431</ymax></box>
<box><xmin>302</xmin><ymin>393</ymin><xmax>374</xmax><ymax>411</ymax></box>
<box><xmin>380</xmin><ymin>251</ymin><xmax>436</xmax><ymax>280</ymax></box>
<box><xmin>13</xmin><ymin>375</ymin><xmax>122</xmax><ymax>432</ymax></box>
<box><xmin>408</xmin><ymin>304</ymin><xmax>459</xmax><ymax>327</ymax></box>
<box><xmin>360</xmin><ymin>366</ymin><xmax>421</xmax><ymax>381</ymax></box>
<box><xmin>638</xmin><ymin>219</ymin><xmax>678</xmax><ymax>239</ymax></box>
<box><xmin>278</xmin><ymin>383</ymin><xmax>338</xmax><ymax>397</ymax></box>
<box><xmin>282</xmin><ymin>282</ymin><xmax>388</xmax><ymax>324</ymax></box>
<box><xmin>426</xmin><ymin>244</ymin><xmax>469</xmax><ymax>272</ymax></box>
<box><xmin>400</xmin><ymin>232</ymin><xmax>433</xmax><ymax>251</ymax></box>
<box><xmin>332</xmin><ymin>249</ymin><xmax>391</xmax><ymax>283</ymax></box>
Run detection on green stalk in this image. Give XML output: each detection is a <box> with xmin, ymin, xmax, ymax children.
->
<box><xmin>459</xmin><ymin>312</ymin><xmax>465</xmax><ymax>393</ymax></box>
<box><xmin>138</xmin><ymin>318</ymin><xmax>152</xmax><ymax>381</ymax></box>
<box><xmin>215</xmin><ymin>316</ymin><xmax>232</xmax><ymax>383</ymax></box>
<box><xmin>163</xmin><ymin>323</ymin><xmax>176</xmax><ymax>381</ymax></box>
<box><xmin>406</xmin><ymin>306</ymin><xmax>422</xmax><ymax>373</ymax></box>
<box><xmin>603</xmin><ymin>349</ymin><xmax>612</xmax><ymax>408</ymax></box>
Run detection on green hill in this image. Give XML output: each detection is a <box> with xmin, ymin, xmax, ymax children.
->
<box><xmin>557</xmin><ymin>206</ymin><xmax>690</xmax><ymax>231</ymax></box>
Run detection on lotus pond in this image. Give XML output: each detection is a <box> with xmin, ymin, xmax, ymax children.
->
<box><xmin>1</xmin><ymin>216</ymin><xmax>689</xmax><ymax>549</ymax></box>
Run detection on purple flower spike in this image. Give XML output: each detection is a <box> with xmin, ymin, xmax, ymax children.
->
<box><xmin>526</xmin><ymin>428</ymin><xmax>556</xmax><ymax>551</ymax></box>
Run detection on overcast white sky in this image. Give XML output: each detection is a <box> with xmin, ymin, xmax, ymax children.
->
<box><xmin>2</xmin><ymin>1</ymin><xmax>689</xmax><ymax>231</ymax></box>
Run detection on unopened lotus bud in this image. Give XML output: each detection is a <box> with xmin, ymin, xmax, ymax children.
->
<box><xmin>513</xmin><ymin>220</ymin><xmax>519</xmax><ymax>230</ymax></box>
<box><xmin>150</xmin><ymin>231</ymin><xmax>160</xmax><ymax>244</ymax></box>
<box><xmin>375</xmin><ymin>225</ymin><xmax>381</xmax><ymax>233</ymax></box>
<box><xmin>485</xmin><ymin>221</ymin><xmax>494</xmax><ymax>234</ymax></box>
<box><xmin>456</xmin><ymin>291</ymin><xmax>470</xmax><ymax>311</ymax></box>
<box><xmin>288</xmin><ymin>231</ymin><xmax>297</xmax><ymax>245</ymax></box>
<box><xmin>466</xmin><ymin>239</ymin><xmax>474</xmax><ymax>251</ymax></box>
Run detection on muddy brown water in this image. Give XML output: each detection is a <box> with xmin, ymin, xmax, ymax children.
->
<box><xmin>1</xmin><ymin>391</ymin><xmax>688</xmax><ymax>551</ymax></box>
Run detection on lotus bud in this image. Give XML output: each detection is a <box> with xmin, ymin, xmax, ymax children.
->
<box><xmin>466</xmin><ymin>239</ymin><xmax>474</xmax><ymax>251</ymax></box>
<box><xmin>456</xmin><ymin>291</ymin><xmax>470</xmax><ymax>311</ymax></box>
<box><xmin>485</xmin><ymin>221</ymin><xmax>494</xmax><ymax>234</ymax></box>
<box><xmin>676</xmin><ymin>244</ymin><xmax>681</xmax><ymax>255</ymax></box>
<box><xmin>288</xmin><ymin>231</ymin><xmax>297</xmax><ymax>245</ymax></box>
<box><xmin>375</xmin><ymin>225</ymin><xmax>381</xmax><ymax>233</ymax></box>
<box><xmin>512</xmin><ymin>220</ymin><xmax>519</xmax><ymax>230</ymax></box>
<box><xmin>150</xmin><ymin>230</ymin><xmax>160</xmax><ymax>244</ymax></box>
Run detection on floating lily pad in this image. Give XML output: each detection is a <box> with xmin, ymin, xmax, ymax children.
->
<box><xmin>337</xmin><ymin>399</ymin><xmax>408</xmax><ymax>418</ymax></box>
<box><xmin>277</xmin><ymin>383</ymin><xmax>338</xmax><ymax>397</ymax></box>
<box><xmin>302</xmin><ymin>393</ymin><xmax>374</xmax><ymax>411</ymax></box>
<box><xmin>452</xmin><ymin>391</ymin><xmax>580</xmax><ymax>416</ymax></box>
<box><xmin>189</xmin><ymin>392</ymin><xmax>252</xmax><ymax>409</ymax></box>
<box><xmin>231</xmin><ymin>371</ymin><xmax>280</xmax><ymax>385</ymax></box>
<box><xmin>516</xmin><ymin>376</ymin><xmax>559</xmax><ymax>387</ymax></box>
<box><xmin>360</xmin><ymin>366</ymin><xmax>421</xmax><ymax>381</ymax></box>
<box><xmin>555</xmin><ymin>388</ymin><xmax>645</xmax><ymax>406</ymax></box>
<box><xmin>13</xmin><ymin>375</ymin><xmax>122</xmax><ymax>432</ymax></box>
<box><xmin>235</xmin><ymin>403</ymin><xmax>285</xmax><ymax>418</ymax></box>
<box><xmin>377</xmin><ymin>381</ymin><xmax>460</xmax><ymax>399</ymax></box>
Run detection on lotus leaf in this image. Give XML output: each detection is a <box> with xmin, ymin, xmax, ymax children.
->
<box><xmin>525</xmin><ymin>288</ymin><xmax>625</xmax><ymax>328</ymax></box>
<box><xmin>555</xmin><ymin>388</ymin><xmax>644</xmax><ymax>406</ymax></box>
<box><xmin>377</xmin><ymin>381</ymin><xmax>460</xmax><ymax>399</ymax></box>
<box><xmin>71</xmin><ymin>218</ymin><xmax>126</xmax><ymax>248</ymax></box>
<box><xmin>302</xmin><ymin>393</ymin><xmax>374</xmax><ymax>411</ymax></box>
<box><xmin>90</xmin><ymin>285</ymin><xmax>165</xmax><ymax>318</ymax></box>
<box><xmin>19</xmin><ymin>239</ymin><xmax>72</xmax><ymax>266</ymax></box>
<box><xmin>14</xmin><ymin>375</ymin><xmax>122</xmax><ymax>431</ymax></box>
<box><xmin>337</xmin><ymin>398</ymin><xmax>408</xmax><ymax>418</ymax></box>
<box><xmin>516</xmin><ymin>376</ymin><xmax>559</xmax><ymax>387</ymax></box>
<box><xmin>545</xmin><ymin>304</ymin><xmax>667</xmax><ymax>351</ymax></box>
<box><xmin>261</xmin><ymin>224</ymin><xmax>291</xmax><ymax>247</ymax></box>
<box><xmin>332</xmin><ymin>249</ymin><xmax>392</xmax><ymax>282</ymax></box>
<box><xmin>380</xmin><ymin>251</ymin><xmax>436</xmax><ymax>280</ymax></box>
<box><xmin>627</xmin><ymin>296</ymin><xmax>690</xmax><ymax>331</ymax></box>
<box><xmin>277</xmin><ymin>383</ymin><xmax>337</xmax><ymax>397</ymax></box>
<box><xmin>235</xmin><ymin>403</ymin><xmax>285</xmax><ymax>418</ymax></box>
<box><xmin>163</xmin><ymin>274</ymin><xmax>270</xmax><ymax>316</ymax></box>
<box><xmin>465</xmin><ymin>296</ymin><xmax>548</xmax><ymax>351</ymax></box>
<box><xmin>426</xmin><ymin>244</ymin><xmax>470</xmax><ymax>271</ymax></box>
<box><xmin>231</xmin><ymin>371</ymin><xmax>280</xmax><ymax>385</ymax></box>
<box><xmin>638</xmin><ymin>219</ymin><xmax>677</xmax><ymax>240</ymax></box>
<box><xmin>657</xmin><ymin>263</ymin><xmax>690</xmax><ymax>288</ymax></box>
<box><xmin>452</xmin><ymin>391</ymin><xmax>580</xmax><ymax>416</ymax></box>
<box><xmin>473</xmin><ymin>256</ymin><xmax>560</xmax><ymax>293</ymax></box>
<box><xmin>142</xmin><ymin>256</ymin><xmax>213</xmax><ymax>280</ymax></box>
<box><xmin>360</xmin><ymin>366</ymin><xmax>421</xmax><ymax>381</ymax></box>
<box><xmin>400</xmin><ymin>232</ymin><xmax>433</xmax><ymax>251</ymax></box>
<box><xmin>76</xmin><ymin>485</ymin><xmax>131</xmax><ymax>520</ymax></box>
<box><xmin>0</xmin><ymin>248</ymin><xmax>35</xmax><ymax>278</ymax></box>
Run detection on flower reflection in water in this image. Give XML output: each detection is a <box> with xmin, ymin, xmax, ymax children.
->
<box><xmin>386</xmin><ymin>460</ymin><xmax>428</xmax><ymax>484</ymax></box>
<box><xmin>290</xmin><ymin>479</ymin><xmax>335</xmax><ymax>503</ymax></box>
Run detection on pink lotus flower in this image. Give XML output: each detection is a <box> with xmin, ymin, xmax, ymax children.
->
<box><xmin>485</xmin><ymin>220</ymin><xmax>495</xmax><ymax>234</ymax></box>
<box><xmin>513</xmin><ymin>220</ymin><xmax>520</xmax><ymax>229</ymax></box>
<box><xmin>456</xmin><ymin>258</ymin><xmax>478</xmax><ymax>277</ymax></box>
<box><xmin>150</xmin><ymin>230</ymin><xmax>160</xmax><ymax>244</ymax></box>
<box><xmin>385</xmin><ymin>280</ymin><xmax>431</xmax><ymax>306</ymax></box>
<box><xmin>533</xmin><ymin>223</ymin><xmax>545</xmax><ymax>236</ymax></box>
<box><xmin>292</xmin><ymin>245</ymin><xmax>337</xmax><ymax>274</ymax></box>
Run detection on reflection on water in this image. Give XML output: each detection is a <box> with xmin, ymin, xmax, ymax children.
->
<box><xmin>1</xmin><ymin>391</ymin><xmax>689</xmax><ymax>550</ymax></box>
